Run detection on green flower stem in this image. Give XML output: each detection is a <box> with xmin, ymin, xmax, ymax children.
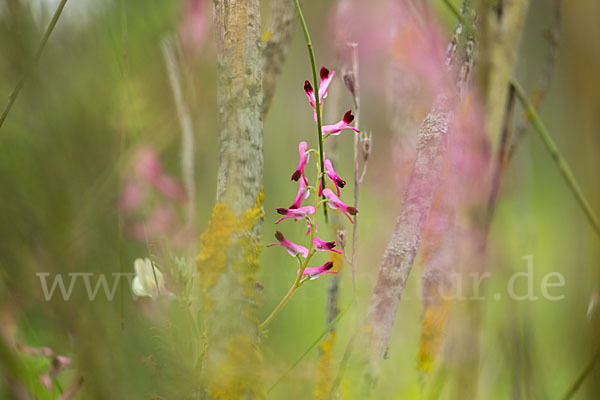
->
<box><xmin>511</xmin><ymin>80</ymin><xmax>600</xmax><ymax>237</ymax></box>
<box><xmin>261</xmin><ymin>167</ymin><xmax>323</xmax><ymax>330</ymax></box>
<box><xmin>293</xmin><ymin>0</ymin><xmax>328</xmax><ymax>222</ymax></box>
<box><xmin>0</xmin><ymin>0</ymin><xmax>68</xmax><ymax>130</ymax></box>
<box><xmin>260</xmin><ymin>247</ymin><xmax>315</xmax><ymax>330</ymax></box>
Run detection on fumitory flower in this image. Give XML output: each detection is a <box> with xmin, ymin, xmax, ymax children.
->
<box><xmin>313</xmin><ymin>236</ymin><xmax>342</xmax><ymax>254</ymax></box>
<box><xmin>304</xmin><ymin>67</ymin><xmax>336</xmax><ymax>113</ymax></box>
<box><xmin>290</xmin><ymin>177</ymin><xmax>310</xmax><ymax>209</ymax></box>
<box><xmin>323</xmin><ymin>188</ymin><xmax>358</xmax><ymax>223</ymax></box>
<box><xmin>322</xmin><ymin>110</ymin><xmax>360</xmax><ymax>136</ymax></box>
<box><xmin>275</xmin><ymin>205</ymin><xmax>316</xmax><ymax>224</ymax></box>
<box><xmin>291</xmin><ymin>141</ymin><xmax>310</xmax><ymax>184</ymax></box>
<box><xmin>267</xmin><ymin>231</ymin><xmax>309</xmax><ymax>258</ymax></box>
<box><xmin>297</xmin><ymin>261</ymin><xmax>337</xmax><ymax>280</ymax></box>
<box><xmin>319</xmin><ymin>158</ymin><xmax>346</xmax><ymax>196</ymax></box>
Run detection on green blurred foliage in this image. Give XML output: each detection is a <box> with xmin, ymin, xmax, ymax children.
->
<box><xmin>0</xmin><ymin>0</ymin><xmax>598</xmax><ymax>398</ymax></box>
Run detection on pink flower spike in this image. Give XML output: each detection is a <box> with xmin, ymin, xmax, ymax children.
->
<box><xmin>291</xmin><ymin>141</ymin><xmax>310</xmax><ymax>185</ymax></box>
<box><xmin>267</xmin><ymin>231</ymin><xmax>309</xmax><ymax>258</ymax></box>
<box><xmin>275</xmin><ymin>206</ymin><xmax>315</xmax><ymax>224</ymax></box>
<box><xmin>297</xmin><ymin>261</ymin><xmax>337</xmax><ymax>280</ymax></box>
<box><xmin>318</xmin><ymin>67</ymin><xmax>336</xmax><ymax>101</ymax></box>
<box><xmin>290</xmin><ymin>178</ymin><xmax>310</xmax><ymax>209</ymax></box>
<box><xmin>323</xmin><ymin>188</ymin><xmax>358</xmax><ymax>223</ymax></box>
<box><xmin>324</xmin><ymin>159</ymin><xmax>346</xmax><ymax>196</ymax></box>
<box><xmin>313</xmin><ymin>237</ymin><xmax>342</xmax><ymax>254</ymax></box>
<box><xmin>304</xmin><ymin>80</ymin><xmax>316</xmax><ymax>109</ymax></box>
<box><xmin>322</xmin><ymin>110</ymin><xmax>360</xmax><ymax>136</ymax></box>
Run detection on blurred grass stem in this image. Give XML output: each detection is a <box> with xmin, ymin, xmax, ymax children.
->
<box><xmin>511</xmin><ymin>80</ymin><xmax>600</xmax><ymax>237</ymax></box>
<box><xmin>0</xmin><ymin>0</ymin><xmax>68</xmax><ymax>130</ymax></box>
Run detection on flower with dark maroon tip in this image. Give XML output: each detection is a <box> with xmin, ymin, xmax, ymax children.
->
<box><xmin>290</xmin><ymin>177</ymin><xmax>310</xmax><ymax>209</ymax></box>
<box><xmin>322</xmin><ymin>110</ymin><xmax>360</xmax><ymax>136</ymax></box>
<box><xmin>322</xmin><ymin>159</ymin><xmax>346</xmax><ymax>196</ymax></box>
<box><xmin>313</xmin><ymin>237</ymin><xmax>342</xmax><ymax>254</ymax></box>
<box><xmin>291</xmin><ymin>141</ymin><xmax>310</xmax><ymax>185</ymax></box>
<box><xmin>318</xmin><ymin>67</ymin><xmax>335</xmax><ymax>101</ymax></box>
<box><xmin>297</xmin><ymin>261</ymin><xmax>337</xmax><ymax>280</ymax></box>
<box><xmin>275</xmin><ymin>206</ymin><xmax>315</xmax><ymax>224</ymax></box>
<box><xmin>322</xmin><ymin>188</ymin><xmax>358</xmax><ymax>223</ymax></box>
<box><xmin>267</xmin><ymin>231</ymin><xmax>309</xmax><ymax>258</ymax></box>
<box><xmin>304</xmin><ymin>80</ymin><xmax>316</xmax><ymax>109</ymax></box>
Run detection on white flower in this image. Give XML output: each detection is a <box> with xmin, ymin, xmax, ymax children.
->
<box><xmin>132</xmin><ymin>258</ymin><xmax>165</xmax><ymax>299</ymax></box>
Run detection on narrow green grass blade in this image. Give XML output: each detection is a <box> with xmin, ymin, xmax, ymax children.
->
<box><xmin>511</xmin><ymin>79</ymin><xmax>600</xmax><ymax>238</ymax></box>
<box><xmin>267</xmin><ymin>301</ymin><xmax>353</xmax><ymax>394</ymax></box>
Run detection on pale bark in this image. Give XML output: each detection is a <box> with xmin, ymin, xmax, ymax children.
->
<box><xmin>213</xmin><ymin>0</ymin><xmax>263</xmax><ymax>213</ymax></box>
<box><xmin>198</xmin><ymin>1</ymin><xmax>264</xmax><ymax>398</ymax></box>
<box><xmin>262</xmin><ymin>0</ymin><xmax>299</xmax><ymax>115</ymax></box>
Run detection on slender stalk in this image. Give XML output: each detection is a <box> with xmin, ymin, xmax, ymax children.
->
<box><xmin>260</xmin><ymin>246</ymin><xmax>315</xmax><ymax>329</ymax></box>
<box><xmin>293</xmin><ymin>0</ymin><xmax>328</xmax><ymax>221</ymax></box>
<box><xmin>268</xmin><ymin>301</ymin><xmax>353</xmax><ymax>393</ymax></box>
<box><xmin>349</xmin><ymin>43</ymin><xmax>360</xmax><ymax>297</ymax></box>
<box><xmin>562</xmin><ymin>348</ymin><xmax>600</xmax><ymax>400</ymax></box>
<box><xmin>0</xmin><ymin>0</ymin><xmax>68</xmax><ymax>130</ymax></box>
<box><xmin>511</xmin><ymin>80</ymin><xmax>600</xmax><ymax>237</ymax></box>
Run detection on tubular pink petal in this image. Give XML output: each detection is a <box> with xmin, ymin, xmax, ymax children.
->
<box><xmin>290</xmin><ymin>178</ymin><xmax>310</xmax><ymax>209</ymax></box>
<box><xmin>322</xmin><ymin>111</ymin><xmax>360</xmax><ymax>135</ymax></box>
<box><xmin>304</xmin><ymin>80</ymin><xmax>316</xmax><ymax>109</ymax></box>
<box><xmin>298</xmin><ymin>261</ymin><xmax>337</xmax><ymax>279</ymax></box>
<box><xmin>323</xmin><ymin>188</ymin><xmax>358</xmax><ymax>224</ymax></box>
<box><xmin>318</xmin><ymin>67</ymin><xmax>336</xmax><ymax>101</ymax></box>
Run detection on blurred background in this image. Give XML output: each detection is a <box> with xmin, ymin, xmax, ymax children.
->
<box><xmin>0</xmin><ymin>0</ymin><xmax>599</xmax><ymax>398</ymax></box>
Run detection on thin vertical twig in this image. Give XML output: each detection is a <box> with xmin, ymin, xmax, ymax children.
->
<box><xmin>0</xmin><ymin>0</ymin><xmax>68</xmax><ymax>130</ymax></box>
<box><xmin>349</xmin><ymin>42</ymin><xmax>360</xmax><ymax>297</ymax></box>
<box><xmin>161</xmin><ymin>37</ymin><xmax>196</xmax><ymax>221</ymax></box>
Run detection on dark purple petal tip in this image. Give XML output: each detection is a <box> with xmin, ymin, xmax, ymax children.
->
<box><xmin>343</xmin><ymin>110</ymin><xmax>354</xmax><ymax>124</ymax></box>
<box><xmin>304</xmin><ymin>80</ymin><xmax>313</xmax><ymax>93</ymax></box>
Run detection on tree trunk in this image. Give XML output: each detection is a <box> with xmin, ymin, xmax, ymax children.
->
<box><xmin>196</xmin><ymin>1</ymin><xmax>264</xmax><ymax>398</ymax></box>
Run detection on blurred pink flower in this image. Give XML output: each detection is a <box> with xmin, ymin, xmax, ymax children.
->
<box><xmin>135</xmin><ymin>147</ymin><xmax>163</xmax><ymax>183</ymax></box>
<box><xmin>298</xmin><ymin>261</ymin><xmax>337</xmax><ymax>279</ymax></box>
<box><xmin>313</xmin><ymin>237</ymin><xmax>342</xmax><ymax>254</ymax></box>
<box><xmin>179</xmin><ymin>0</ymin><xmax>210</xmax><ymax>59</ymax></box>
<box><xmin>119</xmin><ymin>179</ymin><xmax>144</xmax><ymax>212</ymax></box>
<box><xmin>323</xmin><ymin>188</ymin><xmax>358</xmax><ymax>223</ymax></box>
<box><xmin>153</xmin><ymin>174</ymin><xmax>187</xmax><ymax>201</ymax></box>
<box><xmin>119</xmin><ymin>146</ymin><xmax>192</xmax><ymax>247</ymax></box>
<box><xmin>267</xmin><ymin>231</ymin><xmax>309</xmax><ymax>258</ymax></box>
<box><xmin>128</xmin><ymin>206</ymin><xmax>177</xmax><ymax>241</ymax></box>
<box><xmin>322</xmin><ymin>110</ymin><xmax>360</xmax><ymax>136</ymax></box>
<box><xmin>275</xmin><ymin>206</ymin><xmax>315</xmax><ymax>224</ymax></box>
<box><xmin>291</xmin><ymin>141</ymin><xmax>310</xmax><ymax>185</ymax></box>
